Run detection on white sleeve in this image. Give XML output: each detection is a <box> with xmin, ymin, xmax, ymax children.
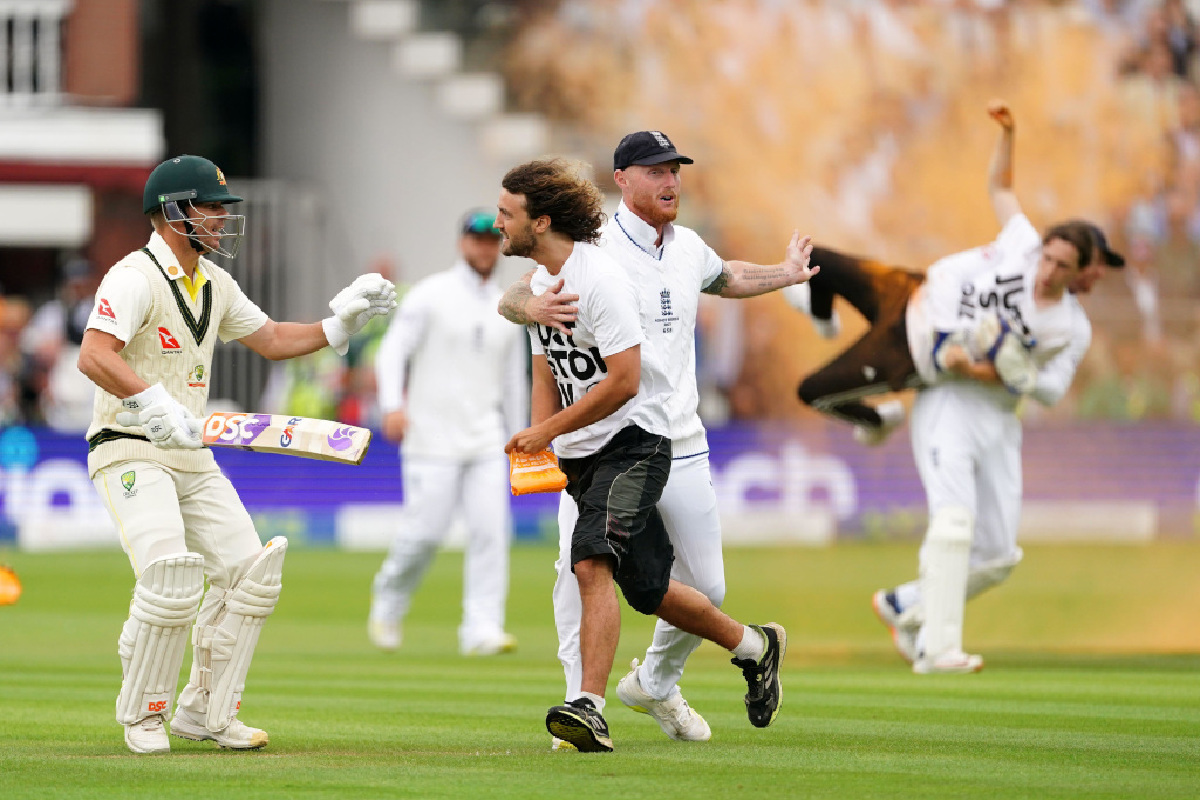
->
<box><xmin>217</xmin><ymin>275</ymin><xmax>269</xmax><ymax>342</ymax></box>
<box><xmin>1031</xmin><ymin>314</ymin><xmax>1091</xmax><ymax>407</ymax></box>
<box><xmin>695</xmin><ymin>238</ymin><xmax>726</xmax><ymax>291</ymax></box>
<box><xmin>86</xmin><ymin>267</ymin><xmax>151</xmax><ymax>345</ymax></box>
<box><xmin>374</xmin><ymin>285</ymin><xmax>431</xmax><ymax>413</ymax></box>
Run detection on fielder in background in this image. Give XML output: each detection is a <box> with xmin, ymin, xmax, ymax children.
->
<box><xmin>497</xmin><ymin>157</ymin><xmax>798</xmax><ymax>753</ymax></box>
<box><xmin>843</xmin><ymin>102</ymin><xmax>1123</xmax><ymax>673</ymax></box>
<box><xmin>499</xmin><ymin>131</ymin><xmax>819</xmax><ymax>747</ymax></box>
<box><xmin>368</xmin><ymin>209</ymin><xmax>527</xmax><ymax>656</ymax></box>
<box><xmin>77</xmin><ymin>155</ymin><xmax>397</xmax><ymax>755</ymax></box>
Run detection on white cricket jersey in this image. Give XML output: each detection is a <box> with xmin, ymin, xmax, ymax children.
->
<box><xmin>598</xmin><ymin>202</ymin><xmax>724</xmax><ymax>458</ymax></box>
<box><xmin>528</xmin><ymin>241</ymin><xmax>671</xmax><ymax>458</ymax></box>
<box><xmin>375</xmin><ymin>259</ymin><xmax>527</xmax><ymax>460</ymax></box>
<box><xmin>907</xmin><ymin>213</ymin><xmax>1092</xmax><ymax>408</ymax></box>
<box><xmin>84</xmin><ymin>232</ymin><xmax>269</xmax><ymax>475</ymax></box>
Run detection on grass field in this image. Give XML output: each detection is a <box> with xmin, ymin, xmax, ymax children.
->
<box><xmin>2</xmin><ymin>542</ymin><xmax>1198</xmax><ymax>799</ymax></box>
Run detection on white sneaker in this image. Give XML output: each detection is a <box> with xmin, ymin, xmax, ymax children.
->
<box><xmin>853</xmin><ymin>400</ymin><xmax>905</xmax><ymax>446</ymax></box>
<box><xmin>781</xmin><ymin>282</ymin><xmax>841</xmax><ymax>339</ymax></box>
<box><xmin>170</xmin><ymin>710</ymin><xmax>269</xmax><ymax>749</ymax></box>
<box><xmin>550</xmin><ymin>736</ymin><xmax>577</xmax><ymax>751</ymax></box>
<box><xmin>461</xmin><ymin>633</ymin><xmax>517</xmax><ymax>657</ymax></box>
<box><xmin>615</xmin><ymin>659</ymin><xmax>711</xmax><ymax>741</ymax></box>
<box><xmin>913</xmin><ymin>651</ymin><xmax>984</xmax><ymax>675</ymax></box>
<box><xmin>124</xmin><ymin>714</ymin><xmax>169</xmax><ymax>754</ymax></box>
<box><xmin>368</xmin><ymin>618</ymin><xmax>401</xmax><ymax>651</ymax></box>
<box><xmin>871</xmin><ymin>589</ymin><xmax>919</xmax><ymax>664</ymax></box>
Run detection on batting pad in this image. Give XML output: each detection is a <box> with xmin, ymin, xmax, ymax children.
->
<box><xmin>194</xmin><ymin>536</ymin><xmax>287</xmax><ymax>732</ymax></box>
<box><xmin>115</xmin><ymin>553</ymin><xmax>205</xmax><ymax>725</ymax></box>
<box><xmin>966</xmin><ymin>548</ymin><xmax>1024</xmax><ymax>600</ymax></box>
<box><xmin>920</xmin><ymin>507</ymin><xmax>973</xmax><ymax>661</ymax></box>
<box><xmin>509</xmin><ymin>449</ymin><xmax>568</xmax><ymax>495</ymax></box>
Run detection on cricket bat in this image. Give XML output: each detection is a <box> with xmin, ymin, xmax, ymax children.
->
<box><xmin>199</xmin><ymin>412</ymin><xmax>372</xmax><ymax>464</ymax></box>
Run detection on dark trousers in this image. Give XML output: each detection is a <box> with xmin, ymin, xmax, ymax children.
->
<box><xmin>797</xmin><ymin>246</ymin><xmax>924</xmax><ymax>428</ymax></box>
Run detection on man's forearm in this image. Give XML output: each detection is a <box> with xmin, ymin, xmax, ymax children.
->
<box><xmin>706</xmin><ymin>261</ymin><xmax>794</xmax><ymax>298</ymax></box>
<box><xmin>498</xmin><ymin>281</ymin><xmax>535</xmax><ymax>324</ymax></box>
<box><xmin>538</xmin><ymin>379</ymin><xmax>636</xmax><ymax>441</ymax></box>
<box><xmin>988</xmin><ymin>125</ymin><xmax>1014</xmax><ymax>193</ymax></box>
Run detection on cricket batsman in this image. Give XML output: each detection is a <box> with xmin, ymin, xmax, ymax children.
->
<box><xmin>77</xmin><ymin>155</ymin><xmax>397</xmax><ymax>754</ymax></box>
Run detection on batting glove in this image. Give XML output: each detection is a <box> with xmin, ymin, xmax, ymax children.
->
<box><xmin>115</xmin><ymin>383</ymin><xmax>204</xmax><ymax>450</ymax></box>
<box><xmin>323</xmin><ymin>273</ymin><xmax>398</xmax><ymax>355</ymax></box>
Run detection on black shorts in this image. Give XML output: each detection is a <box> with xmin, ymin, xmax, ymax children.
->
<box><xmin>560</xmin><ymin>424</ymin><xmax>673</xmax><ymax>615</ymax></box>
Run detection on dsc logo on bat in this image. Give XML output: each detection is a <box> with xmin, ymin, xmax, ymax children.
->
<box><xmin>202</xmin><ymin>413</ymin><xmax>270</xmax><ymax>446</ymax></box>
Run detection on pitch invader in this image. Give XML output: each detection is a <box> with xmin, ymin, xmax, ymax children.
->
<box><xmin>79</xmin><ymin>155</ymin><xmax>396</xmax><ymax>753</ymax></box>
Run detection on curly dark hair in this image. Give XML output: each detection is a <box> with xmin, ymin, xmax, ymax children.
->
<box><xmin>501</xmin><ymin>158</ymin><xmax>606</xmax><ymax>244</ymax></box>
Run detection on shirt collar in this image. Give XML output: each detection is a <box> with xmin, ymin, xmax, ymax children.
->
<box><xmin>614</xmin><ymin>200</ymin><xmax>674</xmax><ymax>259</ymax></box>
<box><xmin>147</xmin><ymin>232</ymin><xmax>208</xmax><ymax>282</ymax></box>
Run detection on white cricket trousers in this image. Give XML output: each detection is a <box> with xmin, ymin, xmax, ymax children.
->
<box><xmin>553</xmin><ymin>452</ymin><xmax>725</xmax><ymax>702</ymax></box>
<box><xmin>371</xmin><ymin>453</ymin><xmax>511</xmax><ymax>651</ymax></box>
<box><xmin>910</xmin><ymin>383</ymin><xmax>1023</xmax><ymax>572</ymax></box>
<box><xmin>93</xmin><ymin>460</ymin><xmax>262</xmax><ymax>588</ymax></box>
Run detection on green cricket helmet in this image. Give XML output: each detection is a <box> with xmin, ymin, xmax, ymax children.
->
<box><xmin>143</xmin><ymin>155</ymin><xmax>246</xmax><ymax>258</ymax></box>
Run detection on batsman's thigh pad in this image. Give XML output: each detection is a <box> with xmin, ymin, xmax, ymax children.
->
<box><xmin>116</xmin><ymin>552</ymin><xmax>205</xmax><ymax>724</ymax></box>
<box><xmin>966</xmin><ymin>547</ymin><xmax>1023</xmax><ymax>600</ymax></box>
<box><xmin>193</xmin><ymin>536</ymin><xmax>287</xmax><ymax>732</ymax></box>
<box><xmin>920</xmin><ymin>507</ymin><xmax>973</xmax><ymax>660</ymax></box>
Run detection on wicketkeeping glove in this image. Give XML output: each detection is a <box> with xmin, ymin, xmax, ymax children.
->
<box><xmin>978</xmin><ymin>313</ymin><xmax>1039</xmax><ymax>395</ymax></box>
<box><xmin>323</xmin><ymin>273</ymin><xmax>398</xmax><ymax>355</ymax></box>
<box><xmin>509</xmin><ymin>449</ymin><xmax>568</xmax><ymax>495</ymax></box>
<box><xmin>993</xmin><ymin>329</ymin><xmax>1038</xmax><ymax>395</ymax></box>
<box><xmin>115</xmin><ymin>383</ymin><xmax>204</xmax><ymax>450</ymax></box>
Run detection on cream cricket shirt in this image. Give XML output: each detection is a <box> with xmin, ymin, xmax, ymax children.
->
<box><xmin>528</xmin><ymin>241</ymin><xmax>671</xmax><ymax>459</ymax></box>
<box><xmin>84</xmin><ymin>232</ymin><xmax>269</xmax><ymax>477</ymax></box>
<box><xmin>374</xmin><ymin>259</ymin><xmax>527</xmax><ymax>460</ymax></box>
<box><xmin>601</xmin><ymin>202</ymin><xmax>724</xmax><ymax>458</ymax></box>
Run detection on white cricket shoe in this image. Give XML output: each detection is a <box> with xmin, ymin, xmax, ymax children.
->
<box><xmin>853</xmin><ymin>400</ymin><xmax>906</xmax><ymax>446</ymax></box>
<box><xmin>368</xmin><ymin>618</ymin><xmax>401</xmax><ymax>651</ymax></box>
<box><xmin>124</xmin><ymin>714</ymin><xmax>170</xmax><ymax>754</ymax></box>
<box><xmin>871</xmin><ymin>588</ymin><xmax>920</xmax><ymax>664</ymax></box>
<box><xmin>550</xmin><ymin>736</ymin><xmax>577</xmax><ymax>751</ymax></box>
<box><xmin>913</xmin><ymin>651</ymin><xmax>984</xmax><ymax>675</ymax></box>
<box><xmin>170</xmin><ymin>710</ymin><xmax>269</xmax><ymax>749</ymax></box>
<box><xmin>461</xmin><ymin>632</ymin><xmax>517</xmax><ymax>657</ymax></box>
<box><xmin>781</xmin><ymin>282</ymin><xmax>841</xmax><ymax>339</ymax></box>
<box><xmin>615</xmin><ymin>659</ymin><xmax>711</xmax><ymax>742</ymax></box>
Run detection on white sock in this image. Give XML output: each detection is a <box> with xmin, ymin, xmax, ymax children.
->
<box><xmin>580</xmin><ymin>691</ymin><xmax>605</xmax><ymax>713</ymax></box>
<box><xmin>730</xmin><ymin>625</ymin><xmax>766</xmax><ymax>662</ymax></box>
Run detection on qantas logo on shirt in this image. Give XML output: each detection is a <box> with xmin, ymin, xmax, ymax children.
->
<box><xmin>96</xmin><ymin>299</ymin><xmax>116</xmax><ymax>319</ymax></box>
<box><xmin>158</xmin><ymin>327</ymin><xmax>182</xmax><ymax>352</ymax></box>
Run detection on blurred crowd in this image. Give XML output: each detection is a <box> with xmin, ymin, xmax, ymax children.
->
<box><xmin>498</xmin><ymin>0</ymin><xmax>1200</xmax><ymax>424</ymax></box>
<box><xmin>6</xmin><ymin>0</ymin><xmax>1200</xmax><ymax>429</ymax></box>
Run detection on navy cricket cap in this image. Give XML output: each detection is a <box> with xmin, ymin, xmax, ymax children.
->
<box><xmin>1090</xmin><ymin>225</ymin><xmax>1125</xmax><ymax>268</ymax></box>
<box><xmin>613</xmin><ymin>131</ymin><xmax>694</xmax><ymax>171</ymax></box>
<box><xmin>461</xmin><ymin>208</ymin><xmax>501</xmax><ymax>236</ymax></box>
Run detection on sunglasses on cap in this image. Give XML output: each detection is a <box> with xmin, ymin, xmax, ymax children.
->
<box><xmin>462</xmin><ymin>211</ymin><xmax>501</xmax><ymax>236</ymax></box>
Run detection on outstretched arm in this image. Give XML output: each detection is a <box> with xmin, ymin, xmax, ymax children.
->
<box><xmin>987</xmin><ymin>99</ymin><xmax>1021</xmax><ymax>228</ymax></box>
<box><xmin>703</xmin><ymin>231</ymin><xmax>819</xmax><ymax>298</ymax></box>
<box><xmin>498</xmin><ymin>269</ymin><xmax>579</xmax><ymax>333</ymax></box>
